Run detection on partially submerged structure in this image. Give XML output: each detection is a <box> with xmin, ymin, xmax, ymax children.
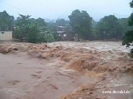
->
<box><xmin>57</xmin><ymin>26</ymin><xmax>74</xmax><ymax>41</ymax></box>
<box><xmin>0</xmin><ymin>31</ymin><xmax>12</xmax><ymax>40</ymax></box>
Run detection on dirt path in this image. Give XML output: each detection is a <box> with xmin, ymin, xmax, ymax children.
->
<box><xmin>0</xmin><ymin>41</ymin><xmax>133</xmax><ymax>99</ymax></box>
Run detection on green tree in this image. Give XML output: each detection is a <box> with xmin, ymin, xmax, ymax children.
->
<box><xmin>68</xmin><ymin>9</ymin><xmax>93</xmax><ymax>40</ymax></box>
<box><xmin>13</xmin><ymin>14</ymin><xmax>56</xmax><ymax>43</ymax></box>
<box><xmin>56</xmin><ymin>18</ymin><xmax>67</xmax><ymax>26</ymax></box>
<box><xmin>51</xmin><ymin>32</ymin><xmax>61</xmax><ymax>41</ymax></box>
<box><xmin>95</xmin><ymin>15</ymin><xmax>122</xmax><ymax>40</ymax></box>
<box><xmin>31</xmin><ymin>18</ymin><xmax>46</xmax><ymax>30</ymax></box>
<box><xmin>45</xmin><ymin>33</ymin><xmax>55</xmax><ymax>42</ymax></box>
<box><xmin>119</xmin><ymin>18</ymin><xmax>132</xmax><ymax>34</ymax></box>
<box><xmin>0</xmin><ymin>11</ymin><xmax>14</xmax><ymax>31</ymax></box>
<box><xmin>56</xmin><ymin>18</ymin><xmax>72</xmax><ymax>32</ymax></box>
<box><xmin>46</xmin><ymin>21</ymin><xmax>57</xmax><ymax>32</ymax></box>
<box><xmin>13</xmin><ymin>14</ymin><xmax>31</xmax><ymax>41</ymax></box>
<box><xmin>13</xmin><ymin>14</ymin><xmax>42</xmax><ymax>43</ymax></box>
<box><xmin>25</xmin><ymin>23</ymin><xmax>40</xmax><ymax>43</ymax></box>
<box><xmin>122</xmin><ymin>1</ymin><xmax>133</xmax><ymax>57</ymax></box>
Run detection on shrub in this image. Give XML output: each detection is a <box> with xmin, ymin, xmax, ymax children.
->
<box><xmin>25</xmin><ymin>24</ymin><xmax>40</xmax><ymax>43</ymax></box>
<box><xmin>45</xmin><ymin>33</ymin><xmax>55</xmax><ymax>42</ymax></box>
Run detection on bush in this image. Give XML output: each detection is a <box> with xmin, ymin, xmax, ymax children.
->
<box><xmin>37</xmin><ymin>33</ymin><xmax>47</xmax><ymax>42</ymax></box>
<box><xmin>45</xmin><ymin>33</ymin><xmax>55</xmax><ymax>42</ymax></box>
<box><xmin>122</xmin><ymin>30</ymin><xmax>133</xmax><ymax>47</ymax></box>
<box><xmin>52</xmin><ymin>32</ymin><xmax>61</xmax><ymax>41</ymax></box>
<box><xmin>25</xmin><ymin>24</ymin><xmax>40</xmax><ymax>43</ymax></box>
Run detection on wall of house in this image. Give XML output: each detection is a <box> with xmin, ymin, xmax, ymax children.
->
<box><xmin>60</xmin><ymin>33</ymin><xmax>66</xmax><ymax>40</ymax></box>
<box><xmin>0</xmin><ymin>31</ymin><xmax>12</xmax><ymax>40</ymax></box>
<box><xmin>59</xmin><ymin>32</ymin><xmax>74</xmax><ymax>41</ymax></box>
<box><xmin>67</xmin><ymin>32</ymin><xmax>74</xmax><ymax>41</ymax></box>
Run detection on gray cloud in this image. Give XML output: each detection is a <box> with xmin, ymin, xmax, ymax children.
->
<box><xmin>0</xmin><ymin>0</ymin><xmax>132</xmax><ymax>21</ymax></box>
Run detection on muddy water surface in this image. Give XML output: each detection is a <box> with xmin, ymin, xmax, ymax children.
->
<box><xmin>0</xmin><ymin>41</ymin><xmax>133</xmax><ymax>99</ymax></box>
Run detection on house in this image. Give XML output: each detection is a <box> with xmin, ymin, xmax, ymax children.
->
<box><xmin>57</xmin><ymin>26</ymin><xmax>74</xmax><ymax>41</ymax></box>
<box><xmin>0</xmin><ymin>31</ymin><xmax>12</xmax><ymax>40</ymax></box>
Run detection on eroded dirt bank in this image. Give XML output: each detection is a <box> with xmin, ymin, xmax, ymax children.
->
<box><xmin>0</xmin><ymin>41</ymin><xmax>133</xmax><ymax>99</ymax></box>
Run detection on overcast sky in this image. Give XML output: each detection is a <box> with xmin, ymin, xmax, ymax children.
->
<box><xmin>0</xmin><ymin>0</ymin><xmax>132</xmax><ymax>21</ymax></box>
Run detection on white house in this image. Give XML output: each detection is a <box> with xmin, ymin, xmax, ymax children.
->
<box><xmin>0</xmin><ymin>31</ymin><xmax>12</xmax><ymax>40</ymax></box>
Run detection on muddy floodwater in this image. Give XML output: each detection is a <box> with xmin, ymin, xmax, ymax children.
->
<box><xmin>0</xmin><ymin>41</ymin><xmax>133</xmax><ymax>99</ymax></box>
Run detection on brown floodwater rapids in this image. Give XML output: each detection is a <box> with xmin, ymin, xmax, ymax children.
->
<box><xmin>0</xmin><ymin>41</ymin><xmax>133</xmax><ymax>99</ymax></box>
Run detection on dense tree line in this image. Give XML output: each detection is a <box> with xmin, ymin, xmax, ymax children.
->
<box><xmin>68</xmin><ymin>9</ymin><xmax>131</xmax><ymax>41</ymax></box>
<box><xmin>0</xmin><ymin>10</ymin><xmax>131</xmax><ymax>42</ymax></box>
